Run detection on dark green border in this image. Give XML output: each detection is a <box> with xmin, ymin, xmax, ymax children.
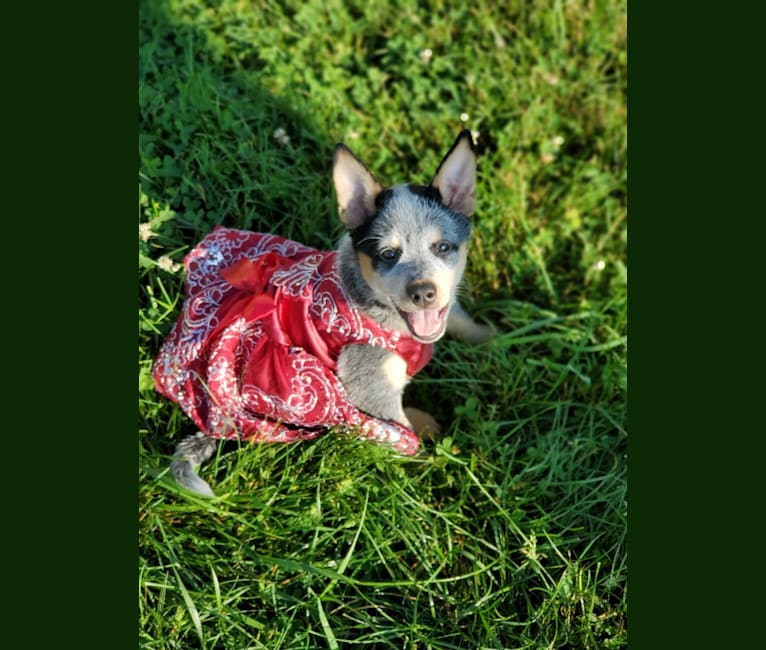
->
<box><xmin>3</xmin><ymin>3</ymin><xmax>136</xmax><ymax>642</ymax></box>
<box><xmin>629</xmin><ymin>3</ymin><xmax>762</xmax><ymax>647</ymax></box>
<box><xmin>628</xmin><ymin>2</ymin><xmax>687</xmax><ymax>645</ymax></box>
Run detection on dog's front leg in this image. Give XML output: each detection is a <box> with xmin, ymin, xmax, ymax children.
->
<box><xmin>336</xmin><ymin>344</ymin><xmax>412</xmax><ymax>427</ymax></box>
<box><xmin>447</xmin><ymin>301</ymin><xmax>493</xmax><ymax>344</ymax></box>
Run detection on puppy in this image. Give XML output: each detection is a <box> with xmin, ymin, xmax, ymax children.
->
<box><xmin>152</xmin><ymin>130</ymin><xmax>491</xmax><ymax>496</ymax></box>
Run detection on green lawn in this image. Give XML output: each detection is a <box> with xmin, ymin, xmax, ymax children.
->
<box><xmin>139</xmin><ymin>0</ymin><xmax>627</xmax><ymax>647</ymax></box>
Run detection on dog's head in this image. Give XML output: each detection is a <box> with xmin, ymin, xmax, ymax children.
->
<box><xmin>333</xmin><ymin>131</ymin><xmax>476</xmax><ymax>343</ymax></box>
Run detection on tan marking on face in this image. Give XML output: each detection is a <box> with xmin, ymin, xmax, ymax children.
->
<box><xmin>456</xmin><ymin>242</ymin><xmax>468</xmax><ymax>277</ymax></box>
<box><xmin>357</xmin><ymin>252</ymin><xmax>386</xmax><ymax>294</ymax></box>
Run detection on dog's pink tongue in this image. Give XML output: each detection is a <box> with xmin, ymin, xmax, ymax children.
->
<box><xmin>407</xmin><ymin>309</ymin><xmax>442</xmax><ymax>339</ymax></box>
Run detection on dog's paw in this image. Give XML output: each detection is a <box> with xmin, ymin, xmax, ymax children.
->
<box><xmin>404</xmin><ymin>407</ymin><xmax>442</xmax><ymax>440</ymax></box>
<box><xmin>462</xmin><ymin>322</ymin><xmax>494</xmax><ymax>344</ymax></box>
<box><xmin>447</xmin><ymin>304</ymin><xmax>494</xmax><ymax>344</ymax></box>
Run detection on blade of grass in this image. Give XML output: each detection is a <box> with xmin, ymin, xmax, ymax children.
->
<box><xmin>172</xmin><ymin>566</ymin><xmax>206</xmax><ymax>649</ymax></box>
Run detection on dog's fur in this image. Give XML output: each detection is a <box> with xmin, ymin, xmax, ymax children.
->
<box><xmin>168</xmin><ymin>130</ymin><xmax>491</xmax><ymax>496</ymax></box>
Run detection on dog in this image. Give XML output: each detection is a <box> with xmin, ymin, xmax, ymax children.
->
<box><xmin>152</xmin><ymin>130</ymin><xmax>491</xmax><ymax>496</ymax></box>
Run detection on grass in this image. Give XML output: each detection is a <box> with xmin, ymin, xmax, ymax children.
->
<box><xmin>139</xmin><ymin>0</ymin><xmax>627</xmax><ymax>647</ymax></box>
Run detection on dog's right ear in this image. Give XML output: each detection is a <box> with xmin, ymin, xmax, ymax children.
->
<box><xmin>333</xmin><ymin>144</ymin><xmax>382</xmax><ymax>230</ymax></box>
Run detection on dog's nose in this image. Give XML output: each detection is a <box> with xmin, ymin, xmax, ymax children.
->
<box><xmin>407</xmin><ymin>280</ymin><xmax>437</xmax><ymax>306</ymax></box>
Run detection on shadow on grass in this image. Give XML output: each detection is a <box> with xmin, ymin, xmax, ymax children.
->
<box><xmin>139</xmin><ymin>0</ymin><xmax>337</xmax><ymax>245</ymax></box>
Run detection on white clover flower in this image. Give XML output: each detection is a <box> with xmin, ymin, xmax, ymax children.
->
<box><xmin>157</xmin><ymin>255</ymin><xmax>182</xmax><ymax>273</ymax></box>
<box><xmin>419</xmin><ymin>48</ymin><xmax>433</xmax><ymax>64</ymax></box>
<box><xmin>139</xmin><ymin>222</ymin><xmax>154</xmax><ymax>242</ymax></box>
<box><xmin>460</xmin><ymin>112</ymin><xmax>469</xmax><ymax>122</ymax></box>
<box><xmin>273</xmin><ymin>127</ymin><xmax>290</xmax><ymax>146</ymax></box>
<box><xmin>594</xmin><ymin>260</ymin><xmax>606</xmax><ymax>271</ymax></box>
<box><xmin>552</xmin><ymin>135</ymin><xmax>565</xmax><ymax>149</ymax></box>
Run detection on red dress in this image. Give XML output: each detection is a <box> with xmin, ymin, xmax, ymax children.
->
<box><xmin>153</xmin><ymin>226</ymin><xmax>433</xmax><ymax>455</ymax></box>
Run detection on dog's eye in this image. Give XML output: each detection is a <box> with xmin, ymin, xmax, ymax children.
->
<box><xmin>433</xmin><ymin>240</ymin><xmax>454</xmax><ymax>256</ymax></box>
<box><xmin>379</xmin><ymin>247</ymin><xmax>399</xmax><ymax>261</ymax></box>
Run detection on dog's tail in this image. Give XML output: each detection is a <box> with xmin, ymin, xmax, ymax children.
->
<box><xmin>170</xmin><ymin>432</ymin><xmax>217</xmax><ymax>497</ymax></box>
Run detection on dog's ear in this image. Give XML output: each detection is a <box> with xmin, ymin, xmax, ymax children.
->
<box><xmin>333</xmin><ymin>144</ymin><xmax>382</xmax><ymax>230</ymax></box>
<box><xmin>431</xmin><ymin>130</ymin><xmax>477</xmax><ymax>216</ymax></box>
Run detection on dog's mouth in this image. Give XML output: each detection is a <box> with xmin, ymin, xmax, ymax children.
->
<box><xmin>398</xmin><ymin>306</ymin><xmax>449</xmax><ymax>343</ymax></box>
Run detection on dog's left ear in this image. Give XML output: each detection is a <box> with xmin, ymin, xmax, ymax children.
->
<box><xmin>333</xmin><ymin>144</ymin><xmax>383</xmax><ymax>230</ymax></box>
<box><xmin>431</xmin><ymin>130</ymin><xmax>477</xmax><ymax>217</ymax></box>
